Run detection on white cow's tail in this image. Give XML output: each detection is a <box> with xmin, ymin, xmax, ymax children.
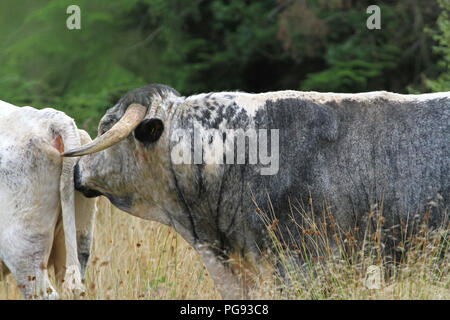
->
<box><xmin>56</xmin><ymin>119</ymin><xmax>85</xmax><ymax>296</ymax></box>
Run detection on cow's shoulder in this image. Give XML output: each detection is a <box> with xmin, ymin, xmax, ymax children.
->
<box><xmin>181</xmin><ymin>90</ymin><xmax>339</xmax><ymax>129</ymax></box>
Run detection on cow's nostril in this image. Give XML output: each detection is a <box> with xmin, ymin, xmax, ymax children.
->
<box><xmin>82</xmin><ymin>189</ymin><xmax>103</xmax><ymax>198</ymax></box>
<box><xmin>74</xmin><ymin>163</ymin><xmax>82</xmax><ymax>191</ymax></box>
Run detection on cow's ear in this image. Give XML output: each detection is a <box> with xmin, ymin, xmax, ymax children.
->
<box><xmin>312</xmin><ymin>104</ymin><xmax>339</xmax><ymax>142</ymax></box>
<box><xmin>134</xmin><ymin>118</ymin><xmax>164</xmax><ymax>145</ymax></box>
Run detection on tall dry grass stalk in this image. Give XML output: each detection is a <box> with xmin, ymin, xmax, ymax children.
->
<box><xmin>251</xmin><ymin>197</ymin><xmax>449</xmax><ymax>299</ymax></box>
<box><xmin>0</xmin><ymin>196</ymin><xmax>448</xmax><ymax>299</ymax></box>
<box><xmin>0</xmin><ymin>197</ymin><xmax>220</xmax><ymax>300</ymax></box>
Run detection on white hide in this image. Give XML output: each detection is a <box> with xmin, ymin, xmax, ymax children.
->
<box><xmin>0</xmin><ymin>100</ymin><xmax>96</xmax><ymax>299</ymax></box>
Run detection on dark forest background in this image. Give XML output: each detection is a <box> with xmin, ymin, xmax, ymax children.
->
<box><xmin>0</xmin><ymin>0</ymin><xmax>448</xmax><ymax>135</ymax></box>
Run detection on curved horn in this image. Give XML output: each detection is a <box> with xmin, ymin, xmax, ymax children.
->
<box><xmin>63</xmin><ymin>103</ymin><xmax>147</xmax><ymax>157</ymax></box>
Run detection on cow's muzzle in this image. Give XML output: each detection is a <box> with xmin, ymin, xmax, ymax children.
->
<box><xmin>74</xmin><ymin>163</ymin><xmax>103</xmax><ymax>198</ymax></box>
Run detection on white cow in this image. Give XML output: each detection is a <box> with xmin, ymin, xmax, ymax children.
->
<box><xmin>0</xmin><ymin>100</ymin><xmax>97</xmax><ymax>299</ymax></box>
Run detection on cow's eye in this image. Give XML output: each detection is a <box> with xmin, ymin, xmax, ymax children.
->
<box><xmin>134</xmin><ymin>118</ymin><xmax>164</xmax><ymax>145</ymax></box>
<box><xmin>98</xmin><ymin>118</ymin><xmax>116</xmax><ymax>135</ymax></box>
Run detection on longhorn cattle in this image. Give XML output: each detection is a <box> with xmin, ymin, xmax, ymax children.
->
<box><xmin>0</xmin><ymin>100</ymin><xmax>97</xmax><ymax>299</ymax></box>
<box><xmin>65</xmin><ymin>84</ymin><xmax>449</xmax><ymax>299</ymax></box>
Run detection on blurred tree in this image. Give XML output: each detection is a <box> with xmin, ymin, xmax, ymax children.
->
<box><xmin>277</xmin><ymin>0</ymin><xmax>441</xmax><ymax>92</ymax></box>
<box><xmin>0</xmin><ymin>0</ymin><xmax>446</xmax><ymax>135</ymax></box>
<box><xmin>0</xmin><ymin>0</ymin><xmax>149</xmax><ymax>134</ymax></box>
<box><xmin>424</xmin><ymin>0</ymin><xmax>449</xmax><ymax>92</ymax></box>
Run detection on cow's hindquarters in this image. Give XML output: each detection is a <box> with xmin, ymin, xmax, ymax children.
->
<box><xmin>0</xmin><ymin>138</ymin><xmax>62</xmax><ymax>299</ymax></box>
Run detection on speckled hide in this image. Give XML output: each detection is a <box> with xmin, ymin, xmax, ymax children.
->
<box><xmin>74</xmin><ymin>84</ymin><xmax>449</xmax><ymax>299</ymax></box>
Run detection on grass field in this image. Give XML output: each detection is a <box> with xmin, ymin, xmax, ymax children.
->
<box><xmin>0</xmin><ymin>197</ymin><xmax>448</xmax><ymax>300</ymax></box>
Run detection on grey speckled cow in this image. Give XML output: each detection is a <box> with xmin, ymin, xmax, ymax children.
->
<box><xmin>0</xmin><ymin>100</ymin><xmax>97</xmax><ymax>299</ymax></box>
<box><xmin>65</xmin><ymin>84</ymin><xmax>449</xmax><ymax>299</ymax></box>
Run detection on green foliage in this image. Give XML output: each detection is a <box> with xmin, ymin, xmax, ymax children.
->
<box><xmin>0</xmin><ymin>0</ymin><xmax>446</xmax><ymax>135</ymax></box>
<box><xmin>424</xmin><ymin>0</ymin><xmax>450</xmax><ymax>92</ymax></box>
<box><xmin>0</xmin><ymin>0</ymin><xmax>147</xmax><ymax>135</ymax></box>
<box><xmin>300</xmin><ymin>5</ymin><xmax>401</xmax><ymax>92</ymax></box>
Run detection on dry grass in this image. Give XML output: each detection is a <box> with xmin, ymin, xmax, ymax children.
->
<box><xmin>0</xmin><ymin>196</ymin><xmax>448</xmax><ymax>300</ymax></box>
<box><xmin>254</xmin><ymin>198</ymin><xmax>449</xmax><ymax>300</ymax></box>
<box><xmin>0</xmin><ymin>197</ymin><xmax>220</xmax><ymax>300</ymax></box>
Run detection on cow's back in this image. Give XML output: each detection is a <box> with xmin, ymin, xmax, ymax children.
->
<box><xmin>323</xmin><ymin>95</ymin><xmax>448</xmax><ymax>222</ymax></box>
<box><xmin>246</xmin><ymin>93</ymin><xmax>448</xmax><ymax>232</ymax></box>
